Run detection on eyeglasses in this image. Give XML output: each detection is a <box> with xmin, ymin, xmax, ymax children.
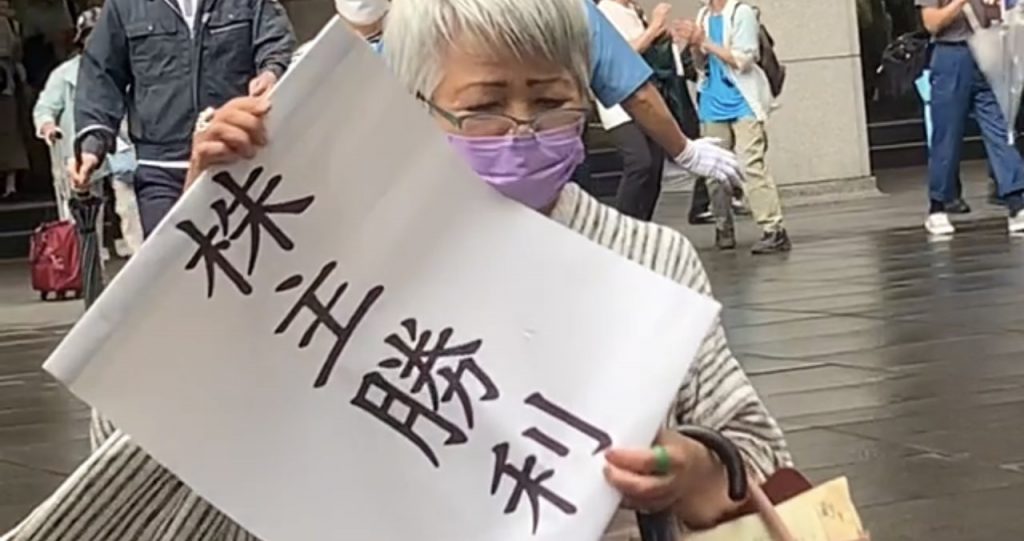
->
<box><xmin>424</xmin><ymin>100</ymin><xmax>589</xmax><ymax>138</ymax></box>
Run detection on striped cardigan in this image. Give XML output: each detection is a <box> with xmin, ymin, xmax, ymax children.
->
<box><xmin>5</xmin><ymin>183</ymin><xmax>790</xmax><ymax>541</ymax></box>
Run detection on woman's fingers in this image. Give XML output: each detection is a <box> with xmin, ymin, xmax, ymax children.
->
<box><xmin>204</xmin><ymin>121</ymin><xmax>260</xmax><ymax>159</ymax></box>
<box><xmin>606</xmin><ymin>433</ymin><xmax>690</xmax><ymax>476</ymax></box>
<box><xmin>604</xmin><ymin>463</ymin><xmax>677</xmax><ymax>511</ymax></box>
<box><xmin>220</xmin><ymin>95</ymin><xmax>272</xmax><ymax>117</ymax></box>
<box><xmin>214</xmin><ymin>100</ymin><xmax>270</xmax><ymax>145</ymax></box>
<box><xmin>606</xmin><ymin>447</ymin><xmax>662</xmax><ymax>475</ymax></box>
<box><xmin>192</xmin><ymin>140</ymin><xmax>239</xmax><ymax>169</ymax></box>
<box><xmin>605</xmin><ymin>431</ymin><xmax>707</xmax><ymax>511</ymax></box>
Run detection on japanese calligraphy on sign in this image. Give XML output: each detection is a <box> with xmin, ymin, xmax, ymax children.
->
<box><xmin>42</xmin><ymin>19</ymin><xmax>719</xmax><ymax>541</ymax></box>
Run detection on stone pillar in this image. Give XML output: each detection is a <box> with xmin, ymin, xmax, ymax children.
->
<box><xmin>648</xmin><ymin>0</ymin><xmax>878</xmax><ymax>202</ymax></box>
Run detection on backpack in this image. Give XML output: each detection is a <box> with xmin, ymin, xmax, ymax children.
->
<box><xmin>876</xmin><ymin>31</ymin><xmax>931</xmax><ymax>101</ymax></box>
<box><xmin>700</xmin><ymin>2</ymin><xmax>786</xmax><ymax>98</ymax></box>
<box><xmin>29</xmin><ymin>220</ymin><xmax>82</xmax><ymax>300</ymax></box>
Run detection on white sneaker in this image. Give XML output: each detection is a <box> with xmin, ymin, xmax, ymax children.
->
<box><xmin>1009</xmin><ymin>210</ymin><xmax>1024</xmax><ymax>235</ymax></box>
<box><xmin>925</xmin><ymin>213</ymin><xmax>955</xmax><ymax>236</ymax></box>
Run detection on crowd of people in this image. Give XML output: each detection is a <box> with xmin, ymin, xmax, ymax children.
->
<box><xmin>1</xmin><ymin>0</ymin><xmax>1021</xmax><ymax>539</ymax></box>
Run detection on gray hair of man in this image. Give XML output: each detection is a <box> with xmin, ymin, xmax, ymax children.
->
<box><xmin>382</xmin><ymin>0</ymin><xmax>592</xmax><ymax>100</ymax></box>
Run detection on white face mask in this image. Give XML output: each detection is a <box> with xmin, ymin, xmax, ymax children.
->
<box><xmin>334</xmin><ymin>0</ymin><xmax>389</xmax><ymax>25</ymax></box>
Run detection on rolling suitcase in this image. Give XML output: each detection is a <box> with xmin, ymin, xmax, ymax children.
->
<box><xmin>29</xmin><ymin>220</ymin><xmax>82</xmax><ymax>300</ymax></box>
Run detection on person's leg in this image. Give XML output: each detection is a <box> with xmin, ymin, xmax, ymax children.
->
<box><xmin>734</xmin><ymin>120</ymin><xmax>790</xmax><ymax>253</ymax></box>
<box><xmin>91</xmin><ymin>177</ymin><xmax>110</xmax><ymax>266</ymax></box>
<box><xmin>112</xmin><ymin>175</ymin><xmax>143</xmax><ymax>255</ymax></box>
<box><xmin>733</xmin><ymin>120</ymin><xmax>784</xmax><ymax>231</ymax></box>
<box><xmin>926</xmin><ymin>45</ymin><xmax>972</xmax><ymax>234</ymax></box>
<box><xmin>1</xmin><ymin>171</ymin><xmax>14</xmax><ymax>197</ymax></box>
<box><xmin>134</xmin><ymin>165</ymin><xmax>186</xmax><ymax>238</ymax></box>
<box><xmin>688</xmin><ymin>177</ymin><xmax>712</xmax><ymax>224</ymax></box>
<box><xmin>927</xmin><ymin>71</ymin><xmax>970</xmax><ymax>212</ymax></box>
<box><xmin>610</xmin><ymin>122</ymin><xmax>658</xmax><ymax>221</ymax></box>
<box><xmin>988</xmin><ymin>159</ymin><xmax>1005</xmax><ymax>206</ymax></box>
<box><xmin>969</xmin><ymin>62</ymin><xmax>1024</xmax><ymax>229</ymax></box>
<box><xmin>702</xmin><ymin>122</ymin><xmax>736</xmax><ymax>249</ymax></box>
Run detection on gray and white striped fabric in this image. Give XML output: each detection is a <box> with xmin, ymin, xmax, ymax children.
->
<box><xmin>5</xmin><ymin>183</ymin><xmax>790</xmax><ymax>541</ymax></box>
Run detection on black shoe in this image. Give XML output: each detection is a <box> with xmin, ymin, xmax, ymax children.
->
<box><xmin>751</xmin><ymin>229</ymin><xmax>791</xmax><ymax>255</ymax></box>
<box><xmin>715</xmin><ymin>226</ymin><xmax>736</xmax><ymax>250</ymax></box>
<box><xmin>946</xmin><ymin>198</ymin><xmax>971</xmax><ymax>214</ymax></box>
<box><xmin>688</xmin><ymin>210</ymin><xmax>715</xmax><ymax>225</ymax></box>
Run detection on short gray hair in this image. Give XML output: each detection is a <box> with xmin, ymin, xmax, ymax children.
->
<box><xmin>382</xmin><ymin>0</ymin><xmax>592</xmax><ymax>99</ymax></box>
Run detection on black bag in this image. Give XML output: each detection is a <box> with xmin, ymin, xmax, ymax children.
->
<box><xmin>737</xmin><ymin>4</ymin><xmax>786</xmax><ymax>98</ymax></box>
<box><xmin>876</xmin><ymin>31</ymin><xmax>931</xmax><ymax>100</ymax></box>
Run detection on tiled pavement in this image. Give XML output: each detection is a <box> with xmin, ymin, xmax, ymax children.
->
<box><xmin>2</xmin><ymin>166</ymin><xmax>1023</xmax><ymax>539</ymax></box>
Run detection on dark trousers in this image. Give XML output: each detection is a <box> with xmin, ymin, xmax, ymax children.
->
<box><xmin>134</xmin><ymin>165</ymin><xmax>186</xmax><ymax>238</ymax></box>
<box><xmin>929</xmin><ymin>43</ymin><xmax>1024</xmax><ymax>204</ymax></box>
<box><xmin>610</xmin><ymin>122</ymin><xmax>665</xmax><ymax>221</ymax></box>
<box><xmin>690</xmin><ymin>177</ymin><xmax>710</xmax><ymax>217</ymax></box>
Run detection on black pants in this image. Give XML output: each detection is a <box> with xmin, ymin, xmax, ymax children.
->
<box><xmin>610</xmin><ymin>122</ymin><xmax>665</xmax><ymax>221</ymax></box>
<box><xmin>135</xmin><ymin>165</ymin><xmax>186</xmax><ymax>238</ymax></box>
<box><xmin>690</xmin><ymin>177</ymin><xmax>710</xmax><ymax>218</ymax></box>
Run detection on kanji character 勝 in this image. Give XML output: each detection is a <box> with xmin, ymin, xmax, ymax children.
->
<box><xmin>351</xmin><ymin>319</ymin><xmax>499</xmax><ymax>467</ymax></box>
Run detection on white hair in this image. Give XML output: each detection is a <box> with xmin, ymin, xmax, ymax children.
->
<box><xmin>382</xmin><ymin>0</ymin><xmax>592</xmax><ymax>98</ymax></box>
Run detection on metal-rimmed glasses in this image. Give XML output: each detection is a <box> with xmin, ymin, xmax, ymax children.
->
<box><xmin>423</xmin><ymin>99</ymin><xmax>590</xmax><ymax>138</ymax></box>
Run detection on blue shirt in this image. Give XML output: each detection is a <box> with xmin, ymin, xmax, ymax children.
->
<box><xmin>698</xmin><ymin>15</ymin><xmax>753</xmax><ymax>123</ymax></box>
<box><xmin>371</xmin><ymin>3</ymin><xmax>652</xmax><ymax>109</ymax></box>
<box><xmin>584</xmin><ymin>0</ymin><xmax>653</xmax><ymax>108</ymax></box>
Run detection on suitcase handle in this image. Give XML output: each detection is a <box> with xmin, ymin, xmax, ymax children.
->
<box><xmin>636</xmin><ymin>425</ymin><xmax>750</xmax><ymax>541</ymax></box>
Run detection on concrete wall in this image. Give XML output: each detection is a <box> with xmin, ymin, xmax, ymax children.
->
<box><xmin>648</xmin><ymin>0</ymin><xmax>876</xmax><ymax>199</ymax></box>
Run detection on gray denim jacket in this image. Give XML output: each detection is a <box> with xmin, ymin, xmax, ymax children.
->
<box><xmin>75</xmin><ymin>0</ymin><xmax>295</xmax><ymax>164</ymax></box>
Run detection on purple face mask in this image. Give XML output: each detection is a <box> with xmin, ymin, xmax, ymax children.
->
<box><xmin>446</xmin><ymin>124</ymin><xmax>585</xmax><ymax>210</ymax></box>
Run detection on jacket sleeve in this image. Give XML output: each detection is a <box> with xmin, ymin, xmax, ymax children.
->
<box><xmin>252</xmin><ymin>0</ymin><xmax>296</xmax><ymax>80</ymax></box>
<box><xmin>74</xmin><ymin>1</ymin><xmax>131</xmax><ymax>160</ymax></box>
<box><xmin>729</xmin><ymin>5</ymin><xmax>760</xmax><ymax>74</ymax></box>
<box><xmin>32</xmin><ymin>66</ymin><xmax>65</xmax><ymax>137</ymax></box>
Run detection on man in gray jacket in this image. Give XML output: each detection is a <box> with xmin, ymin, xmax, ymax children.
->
<box><xmin>69</xmin><ymin>0</ymin><xmax>295</xmax><ymax>236</ymax></box>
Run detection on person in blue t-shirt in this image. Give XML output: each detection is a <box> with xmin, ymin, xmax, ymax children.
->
<box><xmin>678</xmin><ymin>0</ymin><xmax>789</xmax><ymax>254</ymax></box>
<box><xmin>333</xmin><ymin>0</ymin><xmax>744</xmax><ymax>188</ymax></box>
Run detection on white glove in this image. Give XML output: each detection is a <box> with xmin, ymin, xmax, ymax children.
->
<box><xmin>335</xmin><ymin>0</ymin><xmax>389</xmax><ymax>25</ymax></box>
<box><xmin>673</xmin><ymin>137</ymin><xmax>744</xmax><ymax>189</ymax></box>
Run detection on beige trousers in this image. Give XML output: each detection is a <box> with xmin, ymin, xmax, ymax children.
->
<box><xmin>702</xmin><ymin>120</ymin><xmax>785</xmax><ymax>232</ymax></box>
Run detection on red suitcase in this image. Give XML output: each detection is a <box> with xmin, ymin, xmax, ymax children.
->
<box><xmin>29</xmin><ymin>220</ymin><xmax>83</xmax><ymax>301</ymax></box>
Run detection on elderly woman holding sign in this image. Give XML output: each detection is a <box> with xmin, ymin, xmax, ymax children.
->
<box><xmin>4</xmin><ymin>0</ymin><xmax>788</xmax><ymax>539</ymax></box>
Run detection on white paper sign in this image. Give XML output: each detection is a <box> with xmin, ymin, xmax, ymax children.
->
<box><xmin>44</xmin><ymin>19</ymin><xmax>719</xmax><ymax>541</ymax></box>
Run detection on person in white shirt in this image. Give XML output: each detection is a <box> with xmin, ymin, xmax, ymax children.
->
<box><xmin>596</xmin><ymin>0</ymin><xmax>673</xmax><ymax>221</ymax></box>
